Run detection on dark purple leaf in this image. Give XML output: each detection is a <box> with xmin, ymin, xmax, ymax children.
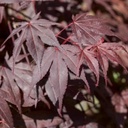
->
<box><xmin>79</xmin><ymin>68</ymin><xmax>90</xmax><ymax>90</ymax></box>
<box><xmin>62</xmin><ymin>45</ymin><xmax>80</xmax><ymax>74</ymax></box>
<box><xmin>0</xmin><ymin>96</ymin><xmax>13</xmax><ymax>128</ymax></box>
<box><xmin>32</xmin><ymin>47</ymin><xmax>55</xmax><ymax>86</ymax></box>
<box><xmin>96</xmin><ymin>48</ymin><xmax>109</xmax><ymax>85</ymax></box>
<box><xmin>71</xmin><ymin>13</ymin><xmax>114</xmax><ymax>46</ymax></box>
<box><xmin>45</xmin><ymin>48</ymin><xmax>68</xmax><ymax>110</ymax></box>
<box><xmin>0</xmin><ymin>67</ymin><xmax>21</xmax><ymax>112</ymax></box>
<box><xmin>89</xmin><ymin>39</ymin><xmax>128</xmax><ymax>84</ymax></box>
<box><xmin>97</xmin><ymin>42</ymin><xmax>128</xmax><ymax>70</ymax></box>
<box><xmin>3</xmin><ymin>13</ymin><xmax>60</xmax><ymax>69</ymax></box>
<box><xmin>77</xmin><ymin>48</ymin><xmax>99</xmax><ymax>86</ymax></box>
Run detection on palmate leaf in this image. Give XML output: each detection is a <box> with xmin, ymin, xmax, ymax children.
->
<box><xmin>0</xmin><ymin>66</ymin><xmax>21</xmax><ymax>112</ymax></box>
<box><xmin>45</xmin><ymin>48</ymin><xmax>68</xmax><ymax>111</ymax></box>
<box><xmin>12</xmin><ymin>64</ymin><xmax>39</xmax><ymax>107</ymax></box>
<box><xmin>61</xmin><ymin>45</ymin><xmax>80</xmax><ymax>74</ymax></box>
<box><xmin>32</xmin><ymin>45</ymin><xmax>87</xmax><ymax>110</ymax></box>
<box><xmin>32</xmin><ymin>47</ymin><xmax>68</xmax><ymax>111</ymax></box>
<box><xmin>89</xmin><ymin>39</ymin><xmax>128</xmax><ymax>84</ymax></box>
<box><xmin>71</xmin><ymin>13</ymin><xmax>114</xmax><ymax>46</ymax></box>
<box><xmin>33</xmin><ymin>44</ymin><xmax>100</xmax><ymax>109</ymax></box>
<box><xmin>5</xmin><ymin>55</ymin><xmax>50</xmax><ymax>108</ymax></box>
<box><xmin>0</xmin><ymin>95</ymin><xmax>13</xmax><ymax>128</ymax></box>
<box><xmin>96</xmin><ymin>48</ymin><xmax>108</xmax><ymax>85</ymax></box>
<box><xmin>76</xmin><ymin>48</ymin><xmax>99</xmax><ymax>86</ymax></box>
<box><xmin>32</xmin><ymin>47</ymin><xmax>56</xmax><ymax>86</ymax></box>
<box><xmin>32</xmin><ymin>45</ymin><xmax>80</xmax><ymax>86</ymax></box>
<box><xmin>79</xmin><ymin>68</ymin><xmax>90</xmax><ymax>90</ymax></box>
<box><xmin>31</xmin><ymin>47</ymin><xmax>56</xmax><ymax>107</ymax></box>
<box><xmin>3</xmin><ymin>13</ymin><xmax>60</xmax><ymax>68</ymax></box>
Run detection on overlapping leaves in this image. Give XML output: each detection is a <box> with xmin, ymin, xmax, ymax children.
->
<box><xmin>0</xmin><ymin>66</ymin><xmax>21</xmax><ymax>112</ymax></box>
<box><xmin>1</xmin><ymin>9</ymin><xmax>128</xmax><ymax>128</ymax></box>
<box><xmin>4</xmin><ymin>13</ymin><xmax>60</xmax><ymax>68</ymax></box>
<box><xmin>0</xmin><ymin>94</ymin><xmax>14</xmax><ymax>128</ymax></box>
<box><xmin>6</xmin><ymin>12</ymin><xmax>127</xmax><ymax>111</ymax></box>
<box><xmin>69</xmin><ymin>13</ymin><xmax>128</xmax><ymax>87</ymax></box>
<box><xmin>93</xmin><ymin>39</ymin><xmax>127</xmax><ymax>83</ymax></box>
<box><xmin>0</xmin><ymin>0</ymin><xmax>45</xmax><ymax>23</ymax></box>
<box><xmin>32</xmin><ymin>45</ymin><xmax>79</xmax><ymax>110</ymax></box>
<box><xmin>0</xmin><ymin>65</ymin><xmax>21</xmax><ymax>128</ymax></box>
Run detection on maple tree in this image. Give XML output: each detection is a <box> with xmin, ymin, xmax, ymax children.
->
<box><xmin>0</xmin><ymin>0</ymin><xmax>128</xmax><ymax>128</ymax></box>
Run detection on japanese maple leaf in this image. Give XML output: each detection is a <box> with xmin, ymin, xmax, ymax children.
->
<box><xmin>23</xmin><ymin>85</ymin><xmax>50</xmax><ymax>108</ymax></box>
<box><xmin>3</xmin><ymin>13</ymin><xmax>60</xmax><ymax>68</ymax></box>
<box><xmin>32</xmin><ymin>47</ymin><xmax>68</xmax><ymax>111</ymax></box>
<box><xmin>61</xmin><ymin>45</ymin><xmax>91</xmax><ymax>89</ymax></box>
<box><xmin>32</xmin><ymin>44</ymin><xmax>79</xmax><ymax>86</ymax></box>
<box><xmin>32</xmin><ymin>43</ymin><xmax>100</xmax><ymax>110</ymax></box>
<box><xmin>90</xmin><ymin>39</ymin><xmax>128</xmax><ymax>84</ymax></box>
<box><xmin>32</xmin><ymin>44</ymin><xmax>93</xmax><ymax>110</ymax></box>
<box><xmin>4</xmin><ymin>54</ymin><xmax>50</xmax><ymax>108</ymax></box>
<box><xmin>0</xmin><ymin>65</ymin><xmax>21</xmax><ymax>112</ymax></box>
<box><xmin>76</xmin><ymin>47</ymin><xmax>99</xmax><ymax>86</ymax></box>
<box><xmin>62</xmin><ymin>45</ymin><xmax>99</xmax><ymax>88</ymax></box>
<box><xmin>0</xmin><ymin>95</ymin><xmax>14</xmax><ymax>128</ymax></box>
<box><xmin>71</xmin><ymin>13</ymin><xmax>114</xmax><ymax>46</ymax></box>
<box><xmin>61</xmin><ymin>45</ymin><xmax>80</xmax><ymax>74</ymax></box>
<box><xmin>45</xmin><ymin>48</ymin><xmax>68</xmax><ymax>111</ymax></box>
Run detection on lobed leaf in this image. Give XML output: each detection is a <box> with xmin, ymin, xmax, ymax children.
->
<box><xmin>0</xmin><ymin>95</ymin><xmax>14</xmax><ymax>128</ymax></box>
<box><xmin>3</xmin><ymin>13</ymin><xmax>60</xmax><ymax>70</ymax></box>
<box><xmin>89</xmin><ymin>39</ymin><xmax>128</xmax><ymax>84</ymax></box>
<box><xmin>32</xmin><ymin>46</ymin><xmax>70</xmax><ymax>111</ymax></box>
<box><xmin>71</xmin><ymin>13</ymin><xmax>115</xmax><ymax>46</ymax></box>
<box><xmin>0</xmin><ymin>67</ymin><xmax>21</xmax><ymax>112</ymax></box>
<box><xmin>61</xmin><ymin>45</ymin><xmax>80</xmax><ymax>74</ymax></box>
<box><xmin>48</xmin><ymin>49</ymin><xmax>68</xmax><ymax>110</ymax></box>
<box><xmin>77</xmin><ymin>48</ymin><xmax>99</xmax><ymax>86</ymax></box>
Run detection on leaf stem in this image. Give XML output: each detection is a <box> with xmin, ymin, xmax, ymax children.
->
<box><xmin>6</xmin><ymin>5</ymin><xmax>31</xmax><ymax>20</ymax></box>
<box><xmin>62</xmin><ymin>33</ymin><xmax>73</xmax><ymax>44</ymax></box>
<box><xmin>56</xmin><ymin>22</ymin><xmax>73</xmax><ymax>36</ymax></box>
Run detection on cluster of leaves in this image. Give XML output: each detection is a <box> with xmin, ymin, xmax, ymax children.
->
<box><xmin>0</xmin><ymin>0</ymin><xmax>128</xmax><ymax>128</ymax></box>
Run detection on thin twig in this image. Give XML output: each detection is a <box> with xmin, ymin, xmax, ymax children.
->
<box><xmin>6</xmin><ymin>5</ymin><xmax>31</xmax><ymax>20</ymax></box>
